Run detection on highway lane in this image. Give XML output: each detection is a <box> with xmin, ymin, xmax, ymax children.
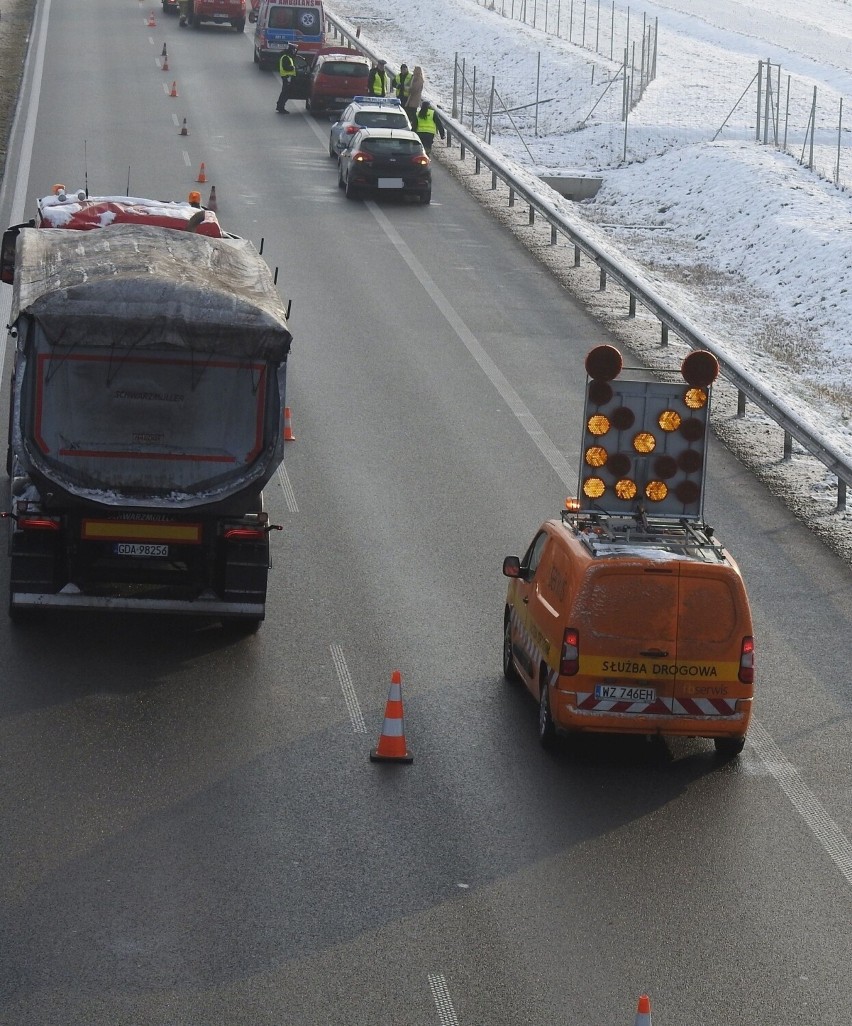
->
<box><xmin>0</xmin><ymin>2</ymin><xmax>850</xmax><ymax>1024</ymax></box>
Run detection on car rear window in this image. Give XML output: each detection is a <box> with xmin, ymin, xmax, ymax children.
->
<box><xmin>320</xmin><ymin>61</ymin><xmax>368</xmax><ymax>77</ymax></box>
<box><xmin>356</xmin><ymin>112</ymin><xmax>411</xmax><ymax>129</ymax></box>
<box><xmin>362</xmin><ymin>138</ymin><xmax>423</xmax><ymax>156</ymax></box>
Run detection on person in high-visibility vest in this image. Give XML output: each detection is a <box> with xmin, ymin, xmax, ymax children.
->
<box><xmin>276</xmin><ymin>44</ymin><xmax>298</xmax><ymax>113</ymax></box>
<box><xmin>367</xmin><ymin>59</ymin><xmax>391</xmax><ymax>97</ymax></box>
<box><xmin>414</xmin><ymin>101</ymin><xmax>445</xmax><ymax>152</ymax></box>
<box><xmin>393</xmin><ymin>63</ymin><xmax>413</xmax><ymax>105</ymax></box>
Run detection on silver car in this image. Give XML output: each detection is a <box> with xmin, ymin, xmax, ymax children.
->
<box><xmin>328</xmin><ymin>96</ymin><xmax>411</xmax><ymax>157</ymax></box>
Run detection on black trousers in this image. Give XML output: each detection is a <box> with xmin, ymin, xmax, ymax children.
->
<box><xmin>277</xmin><ymin>78</ymin><xmax>293</xmax><ymax>109</ymax></box>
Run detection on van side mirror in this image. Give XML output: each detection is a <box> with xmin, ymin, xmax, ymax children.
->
<box><xmin>502</xmin><ymin>555</ymin><xmax>521</xmax><ymax>578</ymax></box>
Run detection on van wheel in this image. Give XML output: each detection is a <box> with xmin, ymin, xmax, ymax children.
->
<box><xmin>503</xmin><ymin>618</ymin><xmax>520</xmax><ymax>683</ymax></box>
<box><xmin>714</xmin><ymin>735</ymin><xmax>746</xmax><ymax>757</ymax></box>
<box><xmin>538</xmin><ymin>673</ymin><xmax>557</xmax><ymax>750</ymax></box>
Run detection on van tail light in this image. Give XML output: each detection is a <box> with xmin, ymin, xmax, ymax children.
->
<box><xmin>738</xmin><ymin>635</ymin><xmax>755</xmax><ymax>684</ymax></box>
<box><xmin>560</xmin><ymin>628</ymin><xmax>579</xmax><ymax>676</ymax></box>
<box><xmin>410</xmin><ymin>154</ymin><xmax>430</xmax><ymax>166</ymax></box>
<box><xmin>352</xmin><ymin>150</ymin><xmax>373</xmax><ymax>163</ymax></box>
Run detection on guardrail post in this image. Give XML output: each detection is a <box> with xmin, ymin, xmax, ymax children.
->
<box><xmin>574</xmin><ymin>244</ymin><xmax>581</xmax><ymax>266</ymax></box>
<box><xmin>509</xmin><ymin>188</ymin><xmax>515</xmax><ymax>207</ymax></box>
<box><xmin>529</xmin><ymin>206</ymin><xmax>535</xmax><ymax>225</ymax></box>
<box><xmin>628</xmin><ymin>294</ymin><xmax>636</xmax><ymax>317</ymax></box>
<box><xmin>551</xmin><ymin>224</ymin><xmax>557</xmax><ymax>245</ymax></box>
<box><xmin>783</xmin><ymin>430</ymin><xmax>793</xmax><ymax>461</ymax></box>
<box><xmin>491</xmin><ymin>171</ymin><xmax>498</xmax><ymax>190</ymax></box>
<box><xmin>838</xmin><ymin>479</ymin><xmax>847</xmax><ymax>512</ymax></box>
<box><xmin>737</xmin><ymin>391</ymin><xmax>747</xmax><ymax>417</ymax></box>
<box><xmin>460</xmin><ymin>141</ymin><xmax>467</xmax><ymax>160</ymax></box>
<box><xmin>446</xmin><ymin>129</ymin><xmax>453</xmax><ymax>147</ymax></box>
<box><xmin>661</xmin><ymin>323</ymin><xmax>669</xmax><ymax>346</ymax></box>
<box><xmin>600</xmin><ymin>268</ymin><xmax>607</xmax><ymax>290</ymax></box>
<box><xmin>475</xmin><ymin>156</ymin><xmax>481</xmax><ymax>174</ymax></box>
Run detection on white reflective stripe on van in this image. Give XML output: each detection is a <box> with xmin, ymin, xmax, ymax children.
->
<box><xmin>576</xmin><ymin>693</ymin><xmax>737</xmax><ymax>715</ymax></box>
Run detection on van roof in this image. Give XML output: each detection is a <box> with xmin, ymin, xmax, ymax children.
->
<box><xmin>556</xmin><ymin>510</ymin><xmax>733</xmax><ymax>567</ymax></box>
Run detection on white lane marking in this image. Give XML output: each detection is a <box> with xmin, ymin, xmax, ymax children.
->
<box><xmin>368</xmin><ymin>203</ymin><xmax>576</xmax><ymax>487</ymax></box>
<box><xmin>749</xmin><ymin>721</ymin><xmax>852</xmax><ymax>887</ymax></box>
<box><xmin>330</xmin><ymin>644</ymin><xmax>367</xmax><ymax>734</ymax></box>
<box><xmin>0</xmin><ymin>0</ymin><xmax>51</xmax><ymax>386</ymax></box>
<box><xmin>428</xmin><ymin>973</ymin><xmax>460</xmax><ymax>1026</ymax></box>
<box><xmin>276</xmin><ymin>462</ymin><xmax>299</xmax><ymax>512</ymax></box>
<box><xmin>182</xmin><ymin>150</ymin><xmax>191</xmax><ymax>166</ymax></box>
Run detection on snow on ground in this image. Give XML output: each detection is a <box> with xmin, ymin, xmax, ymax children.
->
<box><xmin>328</xmin><ymin>0</ymin><xmax>852</xmax><ymax>561</ymax></box>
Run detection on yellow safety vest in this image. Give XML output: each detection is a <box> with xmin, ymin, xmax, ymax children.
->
<box><xmin>279</xmin><ymin>54</ymin><xmax>296</xmax><ymax>79</ymax></box>
<box><xmin>416</xmin><ymin>108</ymin><xmax>437</xmax><ymax>134</ymax></box>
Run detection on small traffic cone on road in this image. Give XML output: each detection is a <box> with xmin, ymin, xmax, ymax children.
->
<box><xmin>196</xmin><ymin>162</ymin><xmax>207</xmax><ymax>183</ymax></box>
<box><xmin>283</xmin><ymin>406</ymin><xmax>295</xmax><ymax>440</ymax></box>
<box><xmin>179</xmin><ymin>117</ymin><xmax>189</xmax><ymax>136</ymax></box>
<box><xmin>207</xmin><ymin>185</ymin><xmax>218</xmax><ymax>211</ymax></box>
<box><xmin>147</xmin><ymin>10</ymin><xmax>157</xmax><ymax>26</ymax></box>
<box><xmin>634</xmin><ymin>995</ymin><xmax>652</xmax><ymax>1026</ymax></box>
<box><xmin>169</xmin><ymin>80</ymin><xmax>178</xmax><ymax>97</ymax></box>
<box><xmin>370</xmin><ymin>670</ymin><xmax>413</xmax><ymax>763</ymax></box>
<box><xmin>162</xmin><ymin>53</ymin><xmax>170</xmax><ymax>71</ymax></box>
<box><xmin>161</xmin><ymin>43</ymin><xmax>168</xmax><ymax>57</ymax></box>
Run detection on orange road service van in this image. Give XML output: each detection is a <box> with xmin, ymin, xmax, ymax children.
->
<box><xmin>502</xmin><ymin>345</ymin><xmax>755</xmax><ymax>756</ymax></box>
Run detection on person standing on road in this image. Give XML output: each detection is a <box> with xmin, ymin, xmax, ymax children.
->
<box><xmin>276</xmin><ymin>44</ymin><xmax>298</xmax><ymax>113</ymax></box>
<box><xmin>393</xmin><ymin>63</ymin><xmax>413</xmax><ymax>105</ymax></box>
<box><xmin>414</xmin><ymin>100</ymin><xmax>445</xmax><ymax>152</ymax></box>
<box><xmin>405</xmin><ymin>66</ymin><xmax>424</xmax><ymax>129</ymax></box>
<box><xmin>367</xmin><ymin>59</ymin><xmax>391</xmax><ymax>97</ymax></box>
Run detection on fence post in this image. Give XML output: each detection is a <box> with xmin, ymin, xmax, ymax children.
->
<box><xmin>836</xmin><ymin>97</ymin><xmax>844</xmax><ymax>185</ymax></box>
<box><xmin>452</xmin><ymin>53</ymin><xmax>459</xmax><ymax>119</ymax></box>
<box><xmin>755</xmin><ymin>59</ymin><xmax>763</xmax><ymax>141</ymax></box>
<box><xmin>809</xmin><ymin>86</ymin><xmax>817</xmax><ymax>169</ymax></box>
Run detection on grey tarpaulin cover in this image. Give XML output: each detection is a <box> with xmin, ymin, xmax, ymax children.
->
<box><xmin>11</xmin><ymin>224</ymin><xmax>292</xmax><ymax>361</ymax></box>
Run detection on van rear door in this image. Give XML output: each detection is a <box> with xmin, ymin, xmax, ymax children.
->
<box><xmin>576</xmin><ymin>565</ymin><xmax>679</xmax><ymax>713</ymax></box>
<box><xmin>672</xmin><ymin>567</ymin><xmax>747</xmax><ymax>717</ymax></box>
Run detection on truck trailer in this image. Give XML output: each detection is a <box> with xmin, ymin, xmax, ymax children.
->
<box><xmin>3</xmin><ymin>223</ymin><xmax>292</xmax><ymax>629</ymax></box>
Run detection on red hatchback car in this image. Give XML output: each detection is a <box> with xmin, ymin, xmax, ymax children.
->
<box><xmin>307</xmin><ymin>52</ymin><xmax>370</xmax><ymax>114</ymax></box>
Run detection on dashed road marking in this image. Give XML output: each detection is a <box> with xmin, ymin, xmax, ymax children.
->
<box><xmin>276</xmin><ymin>462</ymin><xmax>299</xmax><ymax>512</ymax></box>
<box><xmin>428</xmin><ymin>973</ymin><xmax>460</xmax><ymax>1026</ymax></box>
<box><xmin>331</xmin><ymin>644</ymin><xmax>367</xmax><ymax>733</ymax></box>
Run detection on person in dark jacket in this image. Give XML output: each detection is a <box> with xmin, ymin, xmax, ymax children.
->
<box><xmin>367</xmin><ymin>59</ymin><xmax>391</xmax><ymax>97</ymax></box>
<box><xmin>413</xmin><ymin>101</ymin><xmax>445</xmax><ymax>152</ymax></box>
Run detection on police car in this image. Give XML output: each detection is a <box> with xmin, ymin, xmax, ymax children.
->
<box><xmin>328</xmin><ymin>96</ymin><xmax>411</xmax><ymax>158</ymax></box>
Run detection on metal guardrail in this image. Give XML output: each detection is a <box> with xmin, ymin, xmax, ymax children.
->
<box><xmin>324</xmin><ymin>14</ymin><xmax>851</xmax><ymax>513</ymax></box>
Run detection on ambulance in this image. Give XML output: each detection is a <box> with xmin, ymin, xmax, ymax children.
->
<box><xmin>251</xmin><ymin>0</ymin><xmax>326</xmax><ymax>66</ymax></box>
<box><xmin>502</xmin><ymin>345</ymin><xmax>755</xmax><ymax>757</ymax></box>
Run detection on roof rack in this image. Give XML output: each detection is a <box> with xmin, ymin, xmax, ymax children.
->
<box><xmin>560</xmin><ymin>507</ymin><xmax>728</xmax><ymax>563</ymax></box>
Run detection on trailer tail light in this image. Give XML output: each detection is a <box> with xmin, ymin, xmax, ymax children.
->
<box><xmin>738</xmin><ymin>636</ymin><xmax>755</xmax><ymax>684</ymax></box>
<box><xmin>19</xmin><ymin>516</ymin><xmax>61</xmax><ymax>532</ymax></box>
<box><xmin>223</xmin><ymin>527</ymin><xmax>267</xmax><ymax>541</ymax></box>
<box><xmin>560</xmin><ymin>628</ymin><xmax>579</xmax><ymax>676</ymax></box>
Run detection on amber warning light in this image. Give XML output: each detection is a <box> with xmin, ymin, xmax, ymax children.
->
<box><xmin>578</xmin><ymin>345</ymin><xmax>719</xmax><ymax>519</ymax></box>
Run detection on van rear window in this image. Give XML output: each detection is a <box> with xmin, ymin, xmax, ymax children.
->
<box><xmin>579</xmin><ymin>572</ymin><xmax>678</xmax><ymax>641</ymax></box>
<box><xmin>679</xmin><ymin>577</ymin><xmax>738</xmax><ymax>642</ymax></box>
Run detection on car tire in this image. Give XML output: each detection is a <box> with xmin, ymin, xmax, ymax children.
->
<box><xmin>328</xmin><ymin>138</ymin><xmax>336</xmax><ymax>158</ymax></box>
<box><xmin>337</xmin><ymin>166</ymin><xmax>345</xmax><ymax>189</ymax></box>
<box><xmin>538</xmin><ymin>672</ymin><xmax>557</xmax><ymax>750</ymax></box>
<box><xmin>420</xmin><ymin>189</ymin><xmax>432</xmax><ymax>205</ymax></box>
<box><xmin>233</xmin><ymin>18</ymin><xmax>245</xmax><ymax>31</ymax></box>
<box><xmin>714</xmin><ymin>735</ymin><xmax>746</xmax><ymax>757</ymax></box>
<box><xmin>305</xmin><ymin>97</ymin><xmax>312</xmax><ymax>111</ymax></box>
<box><xmin>503</xmin><ymin>618</ymin><xmax>520</xmax><ymax>683</ymax></box>
<box><xmin>344</xmin><ymin>178</ymin><xmax>359</xmax><ymax>200</ymax></box>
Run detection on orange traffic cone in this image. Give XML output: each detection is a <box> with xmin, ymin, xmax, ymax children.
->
<box><xmin>162</xmin><ymin>54</ymin><xmax>170</xmax><ymax>71</ymax></box>
<box><xmin>370</xmin><ymin>670</ymin><xmax>413</xmax><ymax>763</ymax></box>
<box><xmin>169</xmin><ymin>80</ymin><xmax>178</xmax><ymax>97</ymax></box>
<box><xmin>147</xmin><ymin>10</ymin><xmax>157</xmax><ymax>26</ymax></box>
<box><xmin>196</xmin><ymin>162</ymin><xmax>207</xmax><ymax>183</ymax></box>
<box><xmin>283</xmin><ymin>406</ymin><xmax>295</xmax><ymax>441</ymax></box>
<box><xmin>634</xmin><ymin>995</ymin><xmax>652</xmax><ymax>1025</ymax></box>
<box><xmin>207</xmin><ymin>185</ymin><xmax>218</xmax><ymax>211</ymax></box>
<box><xmin>179</xmin><ymin>117</ymin><xmax>189</xmax><ymax>136</ymax></box>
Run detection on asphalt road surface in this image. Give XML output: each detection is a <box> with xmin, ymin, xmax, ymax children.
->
<box><xmin>0</xmin><ymin>2</ymin><xmax>850</xmax><ymax>1024</ymax></box>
